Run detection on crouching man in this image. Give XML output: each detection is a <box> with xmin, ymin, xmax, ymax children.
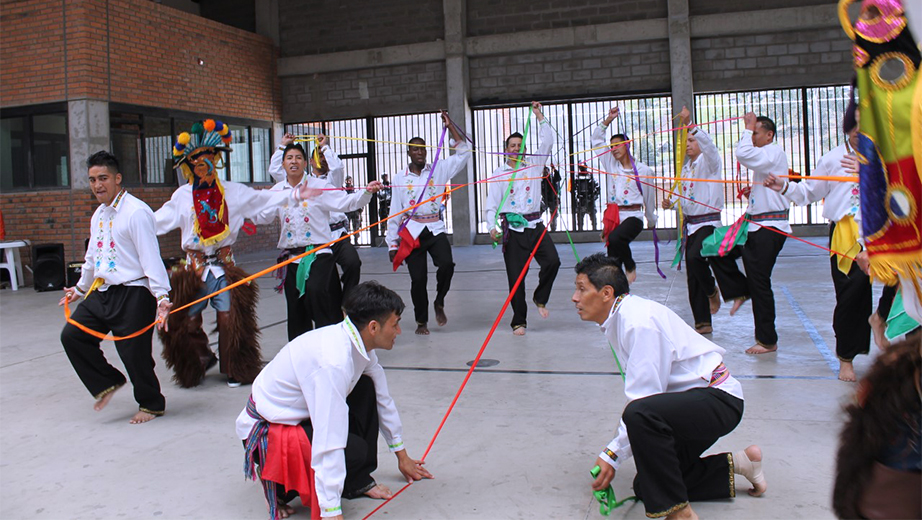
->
<box><xmin>236</xmin><ymin>281</ymin><xmax>432</xmax><ymax>519</ymax></box>
<box><xmin>572</xmin><ymin>253</ymin><xmax>766</xmax><ymax>519</ymax></box>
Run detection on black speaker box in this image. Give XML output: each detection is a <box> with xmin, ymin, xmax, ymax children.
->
<box><xmin>33</xmin><ymin>243</ymin><xmax>65</xmax><ymax>292</ymax></box>
<box><xmin>66</xmin><ymin>261</ymin><xmax>84</xmax><ymax>288</ymax></box>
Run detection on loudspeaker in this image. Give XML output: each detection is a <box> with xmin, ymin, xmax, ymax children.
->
<box><xmin>33</xmin><ymin>243</ymin><xmax>65</xmax><ymax>292</ymax></box>
<box><xmin>66</xmin><ymin>261</ymin><xmax>84</xmax><ymax>287</ymax></box>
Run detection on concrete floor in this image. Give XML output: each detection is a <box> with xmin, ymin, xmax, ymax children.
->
<box><xmin>0</xmin><ymin>236</ymin><xmax>878</xmax><ymax>519</ymax></box>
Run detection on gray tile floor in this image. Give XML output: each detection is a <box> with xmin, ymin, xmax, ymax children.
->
<box><xmin>0</xmin><ymin>237</ymin><xmax>878</xmax><ymax>519</ymax></box>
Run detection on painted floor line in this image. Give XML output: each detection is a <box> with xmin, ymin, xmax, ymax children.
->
<box><xmin>780</xmin><ymin>284</ymin><xmax>839</xmax><ymax>375</ymax></box>
<box><xmin>382</xmin><ymin>365</ymin><xmax>836</xmax><ymax>380</ymax></box>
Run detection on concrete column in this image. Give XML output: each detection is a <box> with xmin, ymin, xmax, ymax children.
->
<box><xmin>667</xmin><ymin>0</ymin><xmax>694</xmax><ymax>116</ymax></box>
<box><xmin>444</xmin><ymin>0</ymin><xmax>475</xmax><ymax>246</ymax></box>
<box><xmin>255</xmin><ymin>0</ymin><xmax>280</xmax><ymax>48</ymax></box>
<box><xmin>67</xmin><ymin>99</ymin><xmax>109</xmax><ymax>189</ymax></box>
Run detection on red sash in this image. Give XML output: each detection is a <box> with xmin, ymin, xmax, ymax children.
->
<box><xmin>392</xmin><ymin>226</ymin><xmax>419</xmax><ymax>271</ymax></box>
<box><xmin>602</xmin><ymin>203</ymin><xmax>621</xmax><ymax>247</ymax></box>
<box><xmin>261</xmin><ymin>424</ymin><xmax>321</xmax><ymax>520</ymax></box>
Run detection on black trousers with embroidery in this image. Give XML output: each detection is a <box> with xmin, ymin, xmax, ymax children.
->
<box><xmin>686</xmin><ymin>226</ymin><xmax>750</xmax><ymax>328</ymax></box>
<box><xmin>60</xmin><ymin>285</ymin><xmax>165</xmax><ymax>414</ymax></box>
<box><xmin>331</xmin><ymin>238</ymin><xmax>361</xmax><ymax>300</ymax></box>
<box><xmin>829</xmin><ymin>223</ymin><xmax>872</xmax><ymax>361</ymax></box>
<box><xmin>626</xmin><ymin>387</ymin><xmax>743</xmax><ymax>517</ymax></box>
<box><xmin>285</xmin><ymin>252</ymin><xmax>343</xmax><ymax>341</ymax></box>
<box><xmin>405</xmin><ymin>228</ymin><xmax>454</xmax><ymax>325</ymax></box>
<box><xmin>606</xmin><ymin>216</ymin><xmax>643</xmax><ymax>273</ymax></box>
<box><xmin>503</xmin><ymin>223</ymin><xmax>561</xmax><ymax>329</ymax></box>
<box><xmin>275</xmin><ymin>375</ymin><xmax>379</xmax><ymax>503</ymax></box>
<box><xmin>740</xmin><ymin>228</ymin><xmax>786</xmax><ymax>346</ymax></box>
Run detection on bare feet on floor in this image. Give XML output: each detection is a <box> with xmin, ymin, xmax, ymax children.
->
<box><xmin>869</xmin><ymin>313</ymin><xmax>890</xmax><ymax>350</ymax></box>
<box><xmin>94</xmin><ymin>386</ymin><xmax>121</xmax><ymax>412</ymax></box>
<box><xmin>276</xmin><ymin>501</ymin><xmax>295</xmax><ymax>519</ymax></box>
<box><xmin>625</xmin><ymin>269</ymin><xmax>637</xmax><ymax>285</ymax></box>
<box><xmin>666</xmin><ymin>504</ymin><xmax>699</xmax><ymax>520</ymax></box>
<box><xmin>536</xmin><ymin>305</ymin><xmax>549</xmax><ymax>319</ymax></box>
<box><xmin>129</xmin><ymin>411</ymin><xmax>156</xmax><ymax>424</ymax></box>
<box><xmin>415</xmin><ymin>323</ymin><xmax>430</xmax><ymax>335</ymax></box>
<box><xmin>734</xmin><ymin>445</ymin><xmax>767</xmax><ymax>497</ymax></box>
<box><xmin>745</xmin><ymin>343</ymin><xmax>777</xmax><ymax>355</ymax></box>
<box><xmin>695</xmin><ymin>324</ymin><xmax>713</xmax><ymax>335</ymax></box>
<box><xmin>364</xmin><ymin>483</ymin><xmax>393</xmax><ymax>500</ymax></box>
<box><xmin>709</xmin><ymin>290</ymin><xmax>721</xmax><ymax>315</ymax></box>
<box><xmin>838</xmin><ymin>360</ymin><xmax>856</xmax><ymax>382</ymax></box>
<box><xmin>729</xmin><ymin>298</ymin><xmax>746</xmax><ymax>316</ymax></box>
<box><xmin>434</xmin><ymin>305</ymin><xmax>447</xmax><ymax>327</ymax></box>
<box><xmin>513</xmin><ymin>326</ymin><xmax>526</xmax><ymax>336</ymax></box>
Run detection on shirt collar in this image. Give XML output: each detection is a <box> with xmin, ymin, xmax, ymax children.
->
<box><xmin>342</xmin><ymin>316</ymin><xmax>370</xmax><ymax>361</ymax></box>
<box><xmin>107</xmin><ymin>190</ymin><xmax>128</xmax><ymax>211</ymax></box>
<box><xmin>599</xmin><ymin>293</ymin><xmax>629</xmax><ymax>335</ymax></box>
<box><xmin>406</xmin><ymin>163</ymin><xmax>431</xmax><ymax>177</ymax></box>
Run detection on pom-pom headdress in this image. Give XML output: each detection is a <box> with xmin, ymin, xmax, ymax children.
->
<box><xmin>172</xmin><ymin>119</ymin><xmax>233</xmax><ymax>246</ymax></box>
<box><xmin>172</xmin><ymin>118</ymin><xmax>233</xmax><ymax>177</ymax></box>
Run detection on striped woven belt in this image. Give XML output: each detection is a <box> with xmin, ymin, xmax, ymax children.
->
<box><xmin>686</xmin><ymin>212</ymin><xmax>721</xmax><ymax>225</ymax></box>
<box><xmin>522</xmin><ymin>211</ymin><xmax>542</xmax><ymax>221</ymax></box>
<box><xmin>410</xmin><ymin>213</ymin><xmax>441</xmax><ymax>223</ymax></box>
<box><xmin>707</xmin><ymin>362</ymin><xmax>729</xmax><ymax>387</ymax></box>
<box><xmin>619</xmin><ymin>204</ymin><xmax>642</xmax><ymax>211</ymax></box>
<box><xmin>750</xmin><ymin>210</ymin><xmax>789</xmax><ymax>222</ymax></box>
<box><xmin>329</xmin><ymin>220</ymin><xmax>347</xmax><ymax>232</ymax></box>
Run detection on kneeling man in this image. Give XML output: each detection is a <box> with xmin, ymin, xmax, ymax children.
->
<box><xmin>572</xmin><ymin>253</ymin><xmax>766</xmax><ymax>519</ymax></box>
<box><xmin>236</xmin><ymin>281</ymin><xmax>432</xmax><ymax>520</ymax></box>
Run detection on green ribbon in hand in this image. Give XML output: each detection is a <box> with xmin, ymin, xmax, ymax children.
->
<box><xmin>296</xmin><ymin>252</ymin><xmax>316</xmax><ymax>297</ymax></box>
<box><xmin>590</xmin><ymin>465</ymin><xmax>638</xmax><ymax>516</ymax></box>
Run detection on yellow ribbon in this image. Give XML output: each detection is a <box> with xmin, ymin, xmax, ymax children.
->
<box><xmin>84</xmin><ymin>277</ymin><xmax>105</xmax><ymax>298</ymax></box>
<box><xmin>831</xmin><ymin>214</ymin><xmax>861</xmax><ymax>274</ymax></box>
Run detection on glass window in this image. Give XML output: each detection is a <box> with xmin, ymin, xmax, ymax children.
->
<box><xmin>226</xmin><ymin>124</ymin><xmax>250</xmax><ymax>182</ymax></box>
<box><xmin>1</xmin><ymin>117</ymin><xmax>28</xmax><ymax>190</ymax></box>
<box><xmin>144</xmin><ymin>116</ymin><xmax>173</xmax><ymax>185</ymax></box>
<box><xmin>251</xmin><ymin>127</ymin><xmax>271</xmax><ymax>182</ymax></box>
<box><xmin>110</xmin><ymin>112</ymin><xmax>142</xmax><ymax>185</ymax></box>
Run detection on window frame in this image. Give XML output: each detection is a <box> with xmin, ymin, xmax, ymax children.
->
<box><xmin>1</xmin><ymin>102</ymin><xmax>70</xmax><ymax>191</ymax></box>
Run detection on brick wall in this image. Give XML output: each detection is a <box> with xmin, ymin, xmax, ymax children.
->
<box><xmin>282</xmin><ymin>62</ymin><xmax>447</xmax><ymax>122</ymax></box>
<box><xmin>691</xmin><ymin>27</ymin><xmax>853</xmax><ymax>93</ymax></box>
<box><xmin>1</xmin><ymin>0</ymin><xmax>280</xmax><ymax>122</ymax></box>
<box><xmin>278</xmin><ymin>0</ymin><xmax>444</xmax><ymax>56</ymax></box>
<box><xmin>469</xmin><ymin>40</ymin><xmax>671</xmax><ymax>103</ymax></box>
<box><xmin>689</xmin><ymin>0</ymin><xmax>834</xmax><ymax>16</ymax></box>
<box><xmin>467</xmin><ymin>0</ymin><xmax>667</xmax><ymax>36</ymax></box>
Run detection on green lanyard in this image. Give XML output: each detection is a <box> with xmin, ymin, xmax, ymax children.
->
<box><xmin>493</xmin><ymin>112</ymin><xmax>532</xmax><ymax>235</ymax></box>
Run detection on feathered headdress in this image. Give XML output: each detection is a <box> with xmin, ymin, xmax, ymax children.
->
<box><xmin>172</xmin><ymin>119</ymin><xmax>233</xmax><ymax>246</ymax></box>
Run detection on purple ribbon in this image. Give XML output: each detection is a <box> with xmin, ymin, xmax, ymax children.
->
<box><xmin>397</xmin><ymin>125</ymin><xmax>448</xmax><ymax>234</ymax></box>
<box><xmin>628</xmin><ymin>154</ymin><xmax>666</xmax><ymax>279</ymax></box>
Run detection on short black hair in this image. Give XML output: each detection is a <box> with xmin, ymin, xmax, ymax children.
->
<box><xmin>343</xmin><ymin>281</ymin><xmax>405</xmax><ymax>330</ymax></box>
<box><xmin>407</xmin><ymin>137</ymin><xmax>426</xmax><ymax>151</ymax></box>
<box><xmin>86</xmin><ymin>150</ymin><xmax>120</xmax><ymax>172</ymax></box>
<box><xmin>610</xmin><ymin>133</ymin><xmax>630</xmax><ymax>143</ymax></box>
<box><xmin>504</xmin><ymin>132</ymin><xmax>524</xmax><ymax>149</ymax></box>
<box><xmin>283</xmin><ymin>143</ymin><xmax>306</xmax><ymax>160</ymax></box>
<box><xmin>756</xmin><ymin>116</ymin><xmax>776</xmax><ymax>136</ymax></box>
<box><xmin>574</xmin><ymin>253</ymin><xmax>629</xmax><ymax>297</ymax></box>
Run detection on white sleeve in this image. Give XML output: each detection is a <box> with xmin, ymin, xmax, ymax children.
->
<box><xmin>534</xmin><ymin>120</ymin><xmax>555</xmax><ymax>170</ymax></box>
<box><xmin>364</xmin><ymin>352</ymin><xmax>405</xmax><ymax>451</ymax></box>
<box><xmin>234</xmin><ymin>182</ymin><xmax>297</xmax><ymax>220</ymax></box>
<box><xmin>250</xmin><ymin>184</ymin><xmax>284</xmax><ymax>226</ymax></box>
<box><xmin>324</xmin><ymin>146</ymin><xmax>345</xmax><ymax>188</ymax></box>
<box><xmin>484</xmin><ymin>168</ymin><xmax>504</xmax><ymax>228</ymax></box>
<box><xmin>129</xmin><ymin>208</ymin><xmax>171</xmax><ymax>299</ymax></box>
<box><xmin>639</xmin><ymin>163</ymin><xmax>658</xmax><ymax>227</ymax></box>
<box><xmin>591</xmin><ymin>122</ymin><xmax>616</xmax><ymax>199</ymax></box>
<box><xmin>385</xmin><ymin>181</ymin><xmax>403</xmax><ymax>250</ymax></box>
<box><xmin>694</xmin><ymin>127</ymin><xmax>723</xmax><ymax>180</ymax></box>
<box><xmin>268</xmin><ymin>149</ymin><xmax>285</xmax><ymax>183</ymax></box>
<box><xmin>433</xmin><ymin>138</ymin><xmax>472</xmax><ymax>185</ymax></box>
<box><xmin>735</xmin><ymin>130</ymin><xmax>776</xmax><ymax>177</ymax></box>
<box><xmin>318</xmin><ymin>184</ymin><xmax>373</xmax><ymax>213</ymax></box>
<box><xmin>299</xmin><ymin>365</ymin><xmax>352</xmax><ymax>517</ymax></box>
<box><xmin>154</xmin><ymin>190</ymin><xmax>184</xmax><ymax>236</ymax></box>
<box><xmin>783</xmin><ymin>153</ymin><xmax>832</xmax><ymax>206</ymax></box>
<box><xmin>75</xmin><ymin>210</ymin><xmax>98</xmax><ymax>293</ymax></box>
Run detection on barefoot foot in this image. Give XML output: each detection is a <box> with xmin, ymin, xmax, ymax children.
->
<box><xmin>513</xmin><ymin>326</ymin><xmax>526</xmax><ymax>336</ymax></box>
<box><xmin>729</xmin><ymin>297</ymin><xmax>746</xmax><ymax>316</ymax></box>
<box><xmin>364</xmin><ymin>483</ymin><xmax>393</xmax><ymax>500</ymax></box>
<box><xmin>869</xmin><ymin>312</ymin><xmax>890</xmax><ymax>350</ymax></box>
<box><xmin>434</xmin><ymin>305</ymin><xmax>447</xmax><ymax>327</ymax></box>
<box><xmin>94</xmin><ymin>384</ymin><xmax>122</xmax><ymax>412</ymax></box>
<box><xmin>838</xmin><ymin>360</ymin><xmax>856</xmax><ymax>382</ymax></box>
<box><xmin>415</xmin><ymin>323</ymin><xmax>430</xmax><ymax>335</ymax></box>
<box><xmin>129</xmin><ymin>411</ymin><xmax>157</xmax><ymax>424</ymax></box>
<box><xmin>733</xmin><ymin>445</ymin><xmax>767</xmax><ymax>497</ymax></box>
<box><xmin>709</xmin><ymin>290</ymin><xmax>721</xmax><ymax>315</ymax></box>
<box><xmin>695</xmin><ymin>324</ymin><xmax>713</xmax><ymax>335</ymax></box>
<box><xmin>536</xmin><ymin>304</ymin><xmax>549</xmax><ymax>319</ymax></box>
<box><xmin>665</xmin><ymin>504</ymin><xmax>699</xmax><ymax>520</ymax></box>
<box><xmin>276</xmin><ymin>501</ymin><xmax>295</xmax><ymax>519</ymax></box>
<box><xmin>745</xmin><ymin>343</ymin><xmax>777</xmax><ymax>355</ymax></box>
<box><xmin>625</xmin><ymin>269</ymin><xmax>637</xmax><ymax>285</ymax></box>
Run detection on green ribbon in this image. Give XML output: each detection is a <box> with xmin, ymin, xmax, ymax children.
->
<box><xmin>296</xmin><ymin>252</ymin><xmax>316</xmax><ymax>297</ymax></box>
<box><xmin>504</xmin><ymin>212</ymin><xmax>529</xmax><ymax>229</ymax></box>
<box><xmin>886</xmin><ymin>289</ymin><xmax>920</xmax><ymax>341</ymax></box>
<box><xmin>590</xmin><ymin>465</ymin><xmax>639</xmax><ymax>515</ymax></box>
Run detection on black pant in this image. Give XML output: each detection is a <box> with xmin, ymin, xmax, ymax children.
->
<box><xmin>741</xmin><ymin>228</ymin><xmax>786</xmax><ymax>346</ymax></box>
<box><xmin>285</xmin><ymin>253</ymin><xmax>343</xmax><ymax>341</ymax></box>
<box><xmin>405</xmin><ymin>228</ymin><xmax>454</xmax><ymax>325</ymax></box>
<box><xmin>685</xmin><ymin>226</ymin><xmax>750</xmax><ymax>327</ymax></box>
<box><xmin>276</xmin><ymin>375</ymin><xmax>379</xmax><ymax>503</ymax></box>
<box><xmin>877</xmin><ymin>283</ymin><xmax>898</xmax><ymax>319</ymax></box>
<box><xmin>60</xmin><ymin>285</ymin><xmax>165</xmax><ymax>414</ymax></box>
<box><xmin>331</xmin><ymin>239</ymin><xmax>361</xmax><ymax>301</ymax></box>
<box><xmin>829</xmin><ymin>223</ymin><xmax>872</xmax><ymax>361</ymax></box>
<box><xmin>625</xmin><ymin>387</ymin><xmax>744</xmax><ymax>517</ymax></box>
<box><xmin>606</xmin><ymin>216</ymin><xmax>643</xmax><ymax>273</ymax></box>
<box><xmin>503</xmin><ymin>224</ymin><xmax>560</xmax><ymax>329</ymax></box>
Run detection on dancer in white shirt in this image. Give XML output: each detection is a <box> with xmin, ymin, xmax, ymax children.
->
<box><xmin>764</xmin><ymin>109</ymin><xmax>870</xmax><ymax>381</ymax></box>
<box><xmin>572</xmin><ymin>253</ymin><xmax>765</xmax><ymax>520</ymax></box>
<box><xmin>484</xmin><ymin>101</ymin><xmax>561</xmax><ymax>335</ymax></box>
<box><xmin>590</xmin><ymin>107</ymin><xmax>658</xmax><ymax>284</ymax></box>
<box><xmin>60</xmin><ymin>151</ymin><xmax>172</xmax><ymax>424</ymax></box>
<box><xmin>256</xmin><ymin>141</ymin><xmax>382</xmax><ymax>340</ymax></box>
<box><xmin>662</xmin><ymin>107</ymin><xmax>749</xmax><ymax>334</ymax></box>
<box><xmin>238</xmin><ymin>281</ymin><xmax>431</xmax><ymax>520</ymax></box>
<box><xmin>386</xmin><ymin>111</ymin><xmax>471</xmax><ymax>335</ymax></box>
